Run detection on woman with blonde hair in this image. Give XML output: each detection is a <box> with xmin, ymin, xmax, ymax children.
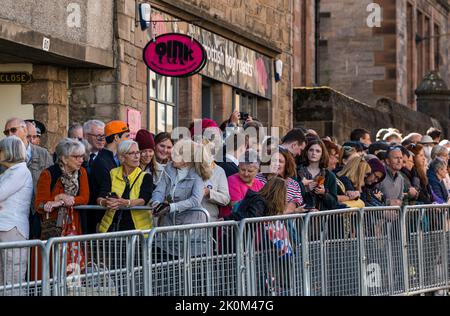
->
<box><xmin>151</xmin><ymin>139</ymin><xmax>212</xmax><ymax>227</ymax></box>
<box><xmin>200</xmin><ymin>139</ymin><xmax>230</xmax><ymax>222</ymax></box>
<box><xmin>336</xmin><ymin>156</ymin><xmax>371</xmax><ymax>208</ymax></box>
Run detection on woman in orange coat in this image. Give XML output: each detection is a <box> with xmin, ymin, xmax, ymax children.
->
<box><xmin>35</xmin><ymin>138</ymin><xmax>90</xmax><ymax>239</ymax></box>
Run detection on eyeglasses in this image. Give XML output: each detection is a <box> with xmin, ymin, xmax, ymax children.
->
<box><xmin>3</xmin><ymin>126</ymin><xmax>24</xmax><ymax>136</ymax></box>
<box><xmin>126</xmin><ymin>151</ymin><xmax>141</xmax><ymax>157</ymax></box>
<box><xmin>87</xmin><ymin>133</ymin><xmax>106</xmax><ymax>141</ymax></box>
<box><xmin>27</xmin><ymin>134</ymin><xmax>41</xmax><ymax>140</ymax></box>
<box><xmin>70</xmin><ymin>155</ymin><xmax>85</xmax><ymax>160</ymax></box>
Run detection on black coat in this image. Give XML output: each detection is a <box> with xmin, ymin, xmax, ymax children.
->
<box><xmin>225</xmin><ymin>190</ymin><xmax>267</xmax><ymax>221</ymax></box>
<box><xmin>85</xmin><ymin>148</ymin><xmax>118</xmax><ymax>234</ymax></box>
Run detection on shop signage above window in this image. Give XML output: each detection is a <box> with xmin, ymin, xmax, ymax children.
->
<box><xmin>0</xmin><ymin>72</ymin><xmax>32</xmax><ymax>84</ymax></box>
<box><xmin>143</xmin><ymin>33</ymin><xmax>207</xmax><ymax>77</ymax></box>
<box><xmin>147</xmin><ymin>11</ymin><xmax>273</xmax><ymax>99</ymax></box>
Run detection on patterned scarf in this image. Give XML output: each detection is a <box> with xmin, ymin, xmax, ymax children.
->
<box><xmin>56</xmin><ymin>164</ymin><xmax>79</xmax><ymax>227</ymax></box>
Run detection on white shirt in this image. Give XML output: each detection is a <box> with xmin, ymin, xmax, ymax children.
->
<box><xmin>0</xmin><ymin>162</ymin><xmax>33</xmax><ymax>238</ymax></box>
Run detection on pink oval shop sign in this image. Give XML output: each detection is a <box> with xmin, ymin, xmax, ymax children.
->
<box><xmin>143</xmin><ymin>33</ymin><xmax>207</xmax><ymax>77</ymax></box>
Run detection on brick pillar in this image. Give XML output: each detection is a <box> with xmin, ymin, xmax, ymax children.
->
<box><xmin>178</xmin><ymin>75</ymin><xmax>202</xmax><ymax>128</ymax></box>
<box><xmin>22</xmin><ymin>65</ymin><xmax>68</xmax><ymax>152</ymax></box>
<box><xmin>212</xmin><ymin>83</ymin><xmax>233</xmax><ymax>125</ymax></box>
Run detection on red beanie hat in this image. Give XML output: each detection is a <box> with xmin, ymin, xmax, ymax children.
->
<box><xmin>189</xmin><ymin>118</ymin><xmax>219</xmax><ymax>137</ymax></box>
<box><xmin>135</xmin><ymin>129</ymin><xmax>155</xmax><ymax>151</ymax></box>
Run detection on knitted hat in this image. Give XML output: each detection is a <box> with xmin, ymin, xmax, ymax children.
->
<box><xmin>135</xmin><ymin>129</ymin><xmax>155</xmax><ymax>151</ymax></box>
<box><xmin>105</xmin><ymin>120</ymin><xmax>129</xmax><ymax>137</ymax></box>
<box><xmin>189</xmin><ymin>118</ymin><xmax>219</xmax><ymax>138</ymax></box>
<box><xmin>367</xmin><ymin>158</ymin><xmax>386</xmax><ymax>184</ymax></box>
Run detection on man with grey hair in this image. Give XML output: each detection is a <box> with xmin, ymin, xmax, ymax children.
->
<box><xmin>3</xmin><ymin>118</ymin><xmax>53</xmax><ymax>239</ymax></box>
<box><xmin>83</xmin><ymin>120</ymin><xmax>106</xmax><ymax>174</ymax></box>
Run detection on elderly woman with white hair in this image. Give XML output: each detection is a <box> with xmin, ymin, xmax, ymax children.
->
<box><xmin>96</xmin><ymin>140</ymin><xmax>153</xmax><ymax>232</ymax></box>
<box><xmin>0</xmin><ymin>136</ymin><xmax>33</xmax><ymax>288</ymax></box>
<box><xmin>219</xmin><ymin>149</ymin><xmax>264</xmax><ymax>218</ymax></box>
<box><xmin>35</xmin><ymin>138</ymin><xmax>90</xmax><ymax>239</ymax></box>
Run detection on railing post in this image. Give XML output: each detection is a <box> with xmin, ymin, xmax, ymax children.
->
<box><xmin>236</xmin><ymin>222</ymin><xmax>244</xmax><ymax>296</ymax></box>
<box><xmin>401</xmin><ymin>206</ymin><xmax>410</xmax><ymax>294</ymax></box>
<box><xmin>359</xmin><ymin>208</ymin><xmax>368</xmax><ymax>296</ymax></box>
<box><xmin>41</xmin><ymin>241</ymin><xmax>50</xmax><ymax>296</ymax></box>
<box><xmin>302</xmin><ymin>213</ymin><xmax>311</xmax><ymax>296</ymax></box>
<box><xmin>142</xmin><ymin>231</ymin><xmax>150</xmax><ymax>296</ymax></box>
<box><xmin>129</xmin><ymin>235</ymin><xmax>137</xmax><ymax>296</ymax></box>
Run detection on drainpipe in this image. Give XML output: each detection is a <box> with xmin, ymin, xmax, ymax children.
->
<box><xmin>315</xmin><ymin>0</ymin><xmax>320</xmax><ymax>85</ymax></box>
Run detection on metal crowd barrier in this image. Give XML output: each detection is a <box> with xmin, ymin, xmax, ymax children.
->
<box><xmin>239</xmin><ymin>213</ymin><xmax>305</xmax><ymax>296</ymax></box>
<box><xmin>1</xmin><ymin>205</ymin><xmax>450</xmax><ymax>296</ymax></box>
<box><xmin>402</xmin><ymin>204</ymin><xmax>450</xmax><ymax>295</ymax></box>
<box><xmin>146</xmin><ymin>221</ymin><xmax>240</xmax><ymax>296</ymax></box>
<box><xmin>0</xmin><ymin>239</ymin><xmax>47</xmax><ymax>296</ymax></box>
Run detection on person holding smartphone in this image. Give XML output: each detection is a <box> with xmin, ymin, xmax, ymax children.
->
<box><xmin>96</xmin><ymin>140</ymin><xmax>153</xmax><ymax>233</ymax></box>
<box><xmin>296</xmin><ymin>140</ymin><xmax>337</xmax><ymax>211</ymax></box>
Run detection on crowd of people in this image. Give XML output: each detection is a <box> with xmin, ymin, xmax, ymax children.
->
<box><xmin>0</xmin><ymin>112</ymin><xmax>449</xmax><ymax>283</ymax></box>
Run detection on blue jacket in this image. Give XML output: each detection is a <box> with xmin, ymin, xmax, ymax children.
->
<box><xmin>427</xmin><ymin>167</ymin><xmax>449</xmax><ymax>204</ymax></box>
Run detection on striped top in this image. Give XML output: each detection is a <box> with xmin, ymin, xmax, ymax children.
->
<box><xmin>256</xmin><ymin>174</ymin><xmax>304</xmax><ymax>207</ymax></box>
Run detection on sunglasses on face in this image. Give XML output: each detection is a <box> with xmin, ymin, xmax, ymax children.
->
<box><xmin>3</xmin><ymin>126</ymin><xmax>23</xmax><ymax>136</ymax></box>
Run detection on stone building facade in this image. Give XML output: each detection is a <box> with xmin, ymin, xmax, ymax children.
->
<box><xmin>0</xmin><ymin>0</ymin><xmax>297</xmax><ymax>151</ymax></box>
<box><xmin>317</xmin><ymin>0</ymin><xmax>450</xmax><ymax>110</ymax></box>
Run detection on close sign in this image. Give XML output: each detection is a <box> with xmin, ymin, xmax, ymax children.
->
<box><xmin>143</xmin><ymin>33</ymin><xmax>207</xmax><ymax>77</ymax></box>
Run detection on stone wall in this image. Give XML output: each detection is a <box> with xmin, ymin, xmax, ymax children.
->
<box><xmin>22</xmin><ymin>65</ymin><xmax>69</xmax><ymax>151</ymax></box>
<box><xmin>0</xmin><ymin>0</ymin><xmax>114</xmax><ymax>67</ymax></box>
<box><xmin>318</xmin><ymin>0</ymin><xmax>450</xmax><ymax>109</ymax></box>
<box><xmin>294</xmin><ymin>87</ymin><xmax>445</xmax><ymax>143</ymax></box>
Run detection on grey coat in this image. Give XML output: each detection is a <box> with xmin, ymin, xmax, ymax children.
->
<box><xmin>152</xmin><ymin>162</ymin><xmax>205</xmax><ymax>226</ymax></box>
<box><xmin>151</xmin><ymin>162</ymin><xmax>209</xmax><ymax>257</ymax></box>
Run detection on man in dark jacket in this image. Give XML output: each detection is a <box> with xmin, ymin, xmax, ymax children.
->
<box><xmin>427</xmin><ymin>158</ymin><xmax>449</xmax><ymax>204</ymax></box>
<box><xmin>216</xmin><ymin>131</ymin><xmax>246</xmax><ymax>178</ymax></box>
<box><xmin>87</xmin><ymin>120</ymin><xmax>130</xmax><ymax>234</ymax></box>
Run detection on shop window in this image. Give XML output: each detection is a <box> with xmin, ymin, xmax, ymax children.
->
<box><xmin>233</xmin><ymin>90</ymin><xmax>257</xmax><ymax>118</ymax></box>
<box><xmin>148</xmin><ymin>71</ymin><xmax>177</xmax><ymax>134</ymax></box>
<box><xmin>202</xmin><ymin>78</ymin><xmax>213</xmax><ymax>119</ymax></box>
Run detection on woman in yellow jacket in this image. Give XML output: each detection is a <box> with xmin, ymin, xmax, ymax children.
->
<box><xmin>96</xmin><ymin>140</ymin><xmax>153</xmax><ymax>232</ymax></box>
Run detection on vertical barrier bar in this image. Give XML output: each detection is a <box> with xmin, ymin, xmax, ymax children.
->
<box><xmin>302</xmin><ymin>213</ymin><xmax>311</xmax><ymax>296</ymax></box>
<box><xmin>142</xmin><ymin>230</ymin><xmax>151</xmax><ymax>296</ymax></box>
<box><xmin>401</xmin><ymin>206</ymin><xmax>410</xmax><ymax>294</ymax></box>
<box><xmin>359</xmin><ymin>208</ymin><xmax>368</xmax><ymax>296</ymax></box>
<box><xmin>129</xmin><ymin>235</ymin><xmax>137</xmax><ymax>296</ymax></box>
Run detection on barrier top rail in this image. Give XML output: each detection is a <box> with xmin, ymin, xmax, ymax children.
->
<box><xmin>403</xmin><ymin>204</ymin><xmax>450</xmax><ymax>210</ymax></box>
<box><xmin>74</xmin><ymin>205</ymin><xmax>154</xmax><ymax>211</ymax></box>
<box><xmin>303</xmin><ymin>207</ymin><xmax>360</xmax><ymax>217</ymax></box>
<box><xmin>361</xmin><ymin>206</ymin><xmax>401</xmax><ymax>212</ymax></box>
<box><xmin>146</xmin><ymin>220</ymin><xmax>238</xmax><ymax>234</ymax></box>
<box><xmin>73</xmin><ymin>205</ymin><xmax>210</xmax><ymax>222</ymax></box>
<box><xmin>0</xmin><ymin>239</ymin><xmax>46</xmax><ymax>249</ymax></box>
<box><xmin>44</xmin><ymin>229</ymin><xmax>145</xmax><ymax>245</ymax></box>
<box><xmin>238</xmin><ymin>212</ymin><xmax>306</xmax><ymax>225</ymax></box>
